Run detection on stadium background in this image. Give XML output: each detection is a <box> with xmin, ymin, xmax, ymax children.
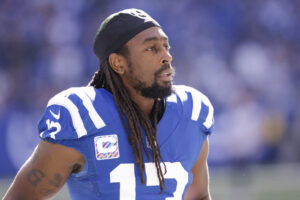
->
<box><xmin>0</xmin><ymin>0</ymin><xmax>299</xmax><ymax>199</ymax></box>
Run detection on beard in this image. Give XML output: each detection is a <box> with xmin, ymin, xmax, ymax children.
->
<box><xmin>132</xmin><ymin>63</ymin><xmax>175</xmax><ymax>99</ymax></box>
<box><xmin>139</xmin><ymin>80</ymin><xmax>173</xmax><ymax>99</ymax></box>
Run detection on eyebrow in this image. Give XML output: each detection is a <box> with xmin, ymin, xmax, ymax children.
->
<box><xmin>143</xmin><ymin>36</ymin><xmax>168</xmax><ymax>44</ymax></box>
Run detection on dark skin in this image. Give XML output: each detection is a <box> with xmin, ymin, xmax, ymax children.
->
<box><xmin>3</xmin><ymin>27</ymin><xmax>211</xmax><ymax>200</ymax></box>
<box><xmin>109</xmin><ymin>26</ymin><xmax>173</xmax><ymax>116</ymax></box>
<box><xmin>3</xmin><ymin>140</ymin><xmax>85</xmax><ymax>200</ymax></box>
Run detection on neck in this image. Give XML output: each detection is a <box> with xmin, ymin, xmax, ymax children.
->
<box><xmin>120</xmin><ymin>75</ymin><xmax>159</xmax><ymax>117</ymax></box>
<box><xmin>121</xmin><ymin>80</ymin><xmax>155</xmax><ymax>117</ymax></box>
<box><xmin>128</xmin><ymin>87</ymin><xmax>155</xmax><ymax>117</ymax></box>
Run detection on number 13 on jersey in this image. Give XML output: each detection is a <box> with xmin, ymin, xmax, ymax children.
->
<box><xmin>110</xmin><ymin>162</ymin><xmax>188</xmax><ymax>200</ymax></box>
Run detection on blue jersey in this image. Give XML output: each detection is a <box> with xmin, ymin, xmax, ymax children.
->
<box><xmin>38</xmin><ymin>85</ymin><xmax>214</xmax><ymax>200</ymax></box>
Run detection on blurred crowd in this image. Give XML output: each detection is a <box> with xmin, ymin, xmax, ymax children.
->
<box><xmin>0</xmin><ymin>0</ymin><xmax>299</xmax><ymax>175</ymax></box>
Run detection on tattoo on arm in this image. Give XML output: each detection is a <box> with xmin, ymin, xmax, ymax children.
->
<box><xmin>49</xmin><ymin>173</ymin><xmax>63</xmax><ymax>188</ymax></box>
<box><xmin>26</xmin><ymin>169</ymin><xmax>64</xmax><ymax>197</ymax></box>
<box><xmin>26</xmin><ymin>169</ymin><xmax>45</xmax><ymax>187</ymax></box>
<box><xmin>39</xmin><ymin>174</ymin><xmax>63</xmax><ymax>197</ymax></box>
<box><xmin>39</xmin><ymin>188</ymin><xmax>55</xmax><ymax>196</ymax></box>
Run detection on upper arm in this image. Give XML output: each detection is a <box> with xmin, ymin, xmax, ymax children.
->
<box><xmin>184</xmin><ymin>138</ymin><xmax>210</xmax><ymax>200</ymax></box>
<box><xmin>3</xmin><ymin>140</ymin><xmax>85</xmax><ymax>200</ymax></box>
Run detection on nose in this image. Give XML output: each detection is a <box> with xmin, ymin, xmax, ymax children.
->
<box><xmin>161</xmin><ymin>49</ymin><xmax>172</xmax><ymax>64</ymax></box>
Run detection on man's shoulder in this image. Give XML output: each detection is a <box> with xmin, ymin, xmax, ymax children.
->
<box><xmin>39</xmin><ymin>86</ymin><xmax>110</xmax><ymax>141</ymax></box>
<box><xmin>173</xmin><ymin>85</ymin><xmax>207</xmax><ymax>96</ymax></box>
<box><xmin>170</xmin><ymin>85</ymin><xmax>212</xmax><ymax>107</ymax></box>
<box><xmin>46</xmin><ymin>86</ymin><xmax>114</xmax><ymax>108</ymax></box>
<box><xmin>168</xmin><ymin>85</ymin><xmax>214</xmax><ymax>126</ymax></box>
<box><xmin>47</xmin><ymin>86</ymin><xmax>96</xmax><ymax>106</ymax></box>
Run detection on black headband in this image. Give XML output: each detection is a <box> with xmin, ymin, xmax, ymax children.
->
<box><xmin>93</xmin><ymin>8</ymin><xmax>161</xmax><ymax>63</ymax></box>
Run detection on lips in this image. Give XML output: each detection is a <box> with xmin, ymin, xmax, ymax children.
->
<box><xmin>155</xmin><ymin>64</ymin><xmax>175</xmax><ymax>81</ymax></box>
<box><xmin>158</xmin><ymin>71</ymin><xmax>172</xmax><ymax>77</ymax></box>
<box><xmin>157</xmin><ymin>70</ymin><xmax>173</xmax><ymax>81</ymax></box>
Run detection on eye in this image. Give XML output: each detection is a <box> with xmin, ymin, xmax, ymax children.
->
<box><xmin>164</xmin><ymin>44</ymin><xmax>171</xmax><ymax>50</ymax></box>
<box><xmin>146</xmin><ymin>46</ymin><xmax>157</xmax><ymax>52</ymax></box>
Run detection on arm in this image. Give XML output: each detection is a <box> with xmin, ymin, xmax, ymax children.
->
<box><xmin>184</xmin><ymin>138</ymin><xmax>211</xmax><ymax>200</ymax></box>
<box><xmin>3</xmin><ymin>140</ymin><xmax>85</xmax><ymax>200</ymax></box>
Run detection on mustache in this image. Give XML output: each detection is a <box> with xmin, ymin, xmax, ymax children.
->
<box><xmin>154</xmin><ymin>64</ymin><xmax>175</xmax><ymax>77</ymax></box>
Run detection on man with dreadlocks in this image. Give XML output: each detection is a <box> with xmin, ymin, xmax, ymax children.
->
<box><xmin>4</xmin><ymin>8</ymin><xmax>214</xmax><ymax>200</ymax></box>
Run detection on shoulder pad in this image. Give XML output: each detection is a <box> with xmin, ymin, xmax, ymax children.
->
<box><xmin>174</xmin><ymin>85</ymin><xmax>214</xmax><ymax>134</ymax></box>
<box><xmin>38</xmin><ymin>87</ymin><xmax>106</xmax><ymax>140</ymax></box>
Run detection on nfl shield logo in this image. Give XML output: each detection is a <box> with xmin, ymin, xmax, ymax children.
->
<box><xmin>94</xmin><ymin>134</ymin><xmax>120</xmax><ymax>160</ymax></box>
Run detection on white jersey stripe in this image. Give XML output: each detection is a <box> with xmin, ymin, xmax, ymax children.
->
<box><xmin>202</xmin><ymin>97</ymin><xmax>214</xmax><ymax>129</ymax></box>
<box><xmin>82</xmin><ymin>86</ymin><xmax>96</xmax><ymax>101</ymax></box>
<box><xmin>176</xmin><ymin>85</ymin><xmax>202</xmax><ymax>122</ymax></box>
<box><xmin>175</xmin><ymin>85</ymin><xmax>214</xmax><ymax>129</ymax></box>
<box><xmin>48</xmin><ymin>95</ymin><xmax>87</xmax><ymax>138</ymax></box>
<box><xmin>167</xmin><ymin>93</ymin><xmax>177</xmax><ymax>103</ymax></box>
<box><xmin>174</xmin><ymin>86</ymin><xmax>188</xmax><ymax>102</ymax></box>
<box><xmin>190</xmin><ymin>91</ymin><xmax>202</xmax><ymax>121</ymax></box>
<box><xmin>61</xmin><ymin>88</ymin><xmax>106</xmax><ymax>129</ymax></box>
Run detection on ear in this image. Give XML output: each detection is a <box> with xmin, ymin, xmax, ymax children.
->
<box><xmin>108</xmin><ymin>53</ymin><xmax>126</xmax><ymax>75</ymax></box>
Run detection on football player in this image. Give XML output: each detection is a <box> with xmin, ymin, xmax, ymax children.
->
<box><xmin>4</xmin><ymin>8</ymin><xmax>214</xmax><ymax>200</ymax></box>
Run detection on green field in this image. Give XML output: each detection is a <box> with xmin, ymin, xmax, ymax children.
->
<box><xmin>1</xmin><ymin>163</ymin><xmax>299</xmax><ymax>200</ymax></box>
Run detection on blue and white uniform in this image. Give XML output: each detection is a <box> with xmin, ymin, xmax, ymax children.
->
<box><xmin>38</xmin><ymin>85</ymin><xmax>214</xmax><ymax>200</ymax></box>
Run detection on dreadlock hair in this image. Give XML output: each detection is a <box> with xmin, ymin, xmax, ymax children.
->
<box><xmin>88</xmin><ymin>45</ymin><xmax>167</xmax><ymax>192</ymax></box>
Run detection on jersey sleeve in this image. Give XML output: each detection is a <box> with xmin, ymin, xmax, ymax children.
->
<box><xmin>175</xmin><ymin>85</ymin><xmax>214</xmax><ymax>135</ymax></box>
<box><xmin>196</xmin><ymin>93</ymin><xmax>214</xmax><ymax>135</ymax></box>
<box><xmin>38</xmin><ymin>94</ymin><xmax>83</xmax><ymax>142</ymax></box>
<box><xmin>38</xmin><ymin>87</ymin><xmax>106</xmax><ymax>142</ymax></box>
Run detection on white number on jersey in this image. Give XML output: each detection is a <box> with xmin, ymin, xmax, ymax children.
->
<box><xmin>110</xmin><ymin>162</ymin><xmax>188</xmax><ymax>200</ymax></box>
